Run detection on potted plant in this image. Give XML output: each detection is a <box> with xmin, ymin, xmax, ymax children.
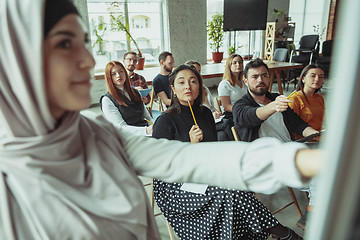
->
<box><xmin>228</xmin><ymin>45</ymin><xmax>242</xmax><ymax>55</ymax></box>
<box><xmin>92</xmin><ymin>21</ymin><xmax>107</xmax><ymax>55</ymax></box>
<box><xmin>110</xmin><ymin>14</ymin><xmax>145</xmax><ymax>70</ymax></box>
<box><xmin>207</xmin><ymin>13</ymin><xmax>224</xmax><ymax>63</ymax></box>
<box><xmin>272</xmin><ymin>9</ymin><xmax>284</xmax><ymax>23</ymax></box>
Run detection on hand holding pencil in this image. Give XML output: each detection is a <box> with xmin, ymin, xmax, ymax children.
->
<box><xmin>189</xmin><ymin>125</ymin><xmax>203</xmax><ymax>143</ymax></box>
<box><xmin>274</xmin><ymin>95</ymin><xmax>293</xmax><ymax>112</ymax></box>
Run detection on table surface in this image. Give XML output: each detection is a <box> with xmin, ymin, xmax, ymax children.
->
<box><xmin>95</xmin><ymin>60</ymin><xmax>303</xmax><ymax>84</ymax></box>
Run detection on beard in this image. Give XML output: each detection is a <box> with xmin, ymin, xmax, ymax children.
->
<box><xmin>164</xmin><ymin>65</ymin><xmax>173</xmax><ymax>73</ymax></box>
<box><xmin>248</xmin><ymin>83</ymin><xmax>269</xmax><ymax>96</ymax></box>
<box><xmin>126</xmin><ymin>65</ymin><xmax>135</xmax><ymax>72</ymax></box>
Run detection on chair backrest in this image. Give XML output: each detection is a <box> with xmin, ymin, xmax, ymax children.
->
<box><xmin>147</xmin><ymin>86</ymin><xmax>164</xmax><ymax>118</ymax></box>
<box><xmin>273</xmin><ymin>48</ymin><xmax>288</xmax><ymax>62</ymax></box>
<box><xmin>299</xmin><ymin>34</ymin><xmax>320</xmax><ymax>50</ymax></box>
<box><xmin>322</xmin><ymin>40</ymin><xmax>333</xmax><ymax>57</ymax></box>
<box><xmin>214</xmin><ymin>97</ymin><xmax>222</xmax><ymax>113</ymax></box>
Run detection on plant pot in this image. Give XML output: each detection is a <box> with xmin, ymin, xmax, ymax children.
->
<box><xmin>212</xmin><ymin>52</ymin><xmax>224</xmax><ymax>63</ymax></box>
<box><xmin>136</xmin><ymin>57</ymin><xmax>145</xmax><ymax>70</ymax></box>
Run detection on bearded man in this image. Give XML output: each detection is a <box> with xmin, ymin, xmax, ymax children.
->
<box><xmin>232</xmin><ymin>59</ymin><xmax>318</xmax><ymax>142</ymax></box>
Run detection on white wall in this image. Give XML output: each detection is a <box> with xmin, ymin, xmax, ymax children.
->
<box><xmin>289</xmin><ymin>0</ymin><xmax>331</xmax><ymax>48</ymax></box>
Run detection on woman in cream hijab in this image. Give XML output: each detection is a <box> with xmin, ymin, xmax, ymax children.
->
<box><xmin>0</xmin><ymin>0</ymin><xmax>320</xmax><ymax>239</ymax></box>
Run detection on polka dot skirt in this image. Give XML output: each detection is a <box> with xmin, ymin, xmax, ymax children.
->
<box><xmin>153</xmin><ymin>180</ymin><xmax>278</xmax><ymax>240</ymax></box>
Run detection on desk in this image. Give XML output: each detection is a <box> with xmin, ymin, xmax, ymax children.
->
<box><xmin>94</xmin><ymin>60</ymin><xmax>302</xmax><ymax>94</ymax></box>
<box><xmin>265</xmin><ymin>61</ymin><xmax>303</xmax><ymax>94</ymax></box>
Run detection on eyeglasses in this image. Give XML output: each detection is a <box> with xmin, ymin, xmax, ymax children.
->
<box><xmin>125</xmin><ymin>58</ymin><xmax>137</xmax><ymax>63</ymax></box>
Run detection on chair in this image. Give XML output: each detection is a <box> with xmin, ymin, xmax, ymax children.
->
<box><xmin>230</xmin><ymin>126</ymin><xmax>303</xmax><ymax>218</ymax></box>
<box><xmin>289</xmin><ymin>34</ymin><xmax>320</xmax><ymax>65</ymax></box>
<box><xmin>147</xmin><ymin>86</ymin><xmax>164</xmax><ymax>120</ymax></box>
<box><xmin>214</xmin><ymin>97</ymin><xmax>222</xmax><ymax>113</ymax></box>
<box><xmin>288</xmin><ymin>34</ymin><xmax>320</xmax><ymax>90</ymax></box>
<box><xmin>273</xmin><ymin>48</ymin><xmax>289</xmax><ymax>89</ymax></box>
<box><xmin>316</xmin><ymin>39</ymin><xmax>333</xmax><ymax>78</ymax></box>
<box><xmin>273</xmin><ymin>48</ymin><xmax>288</xmax><ymax>62</ymax></box>
<box><xmin>142</xmin><ymin>178</ymin><xmax>176</xmax><ymax>240</ymax></box>
<box><xmin>231</xmin><ymin>126</ymin><xmax>240</xmax><ymax>141</ymax></box>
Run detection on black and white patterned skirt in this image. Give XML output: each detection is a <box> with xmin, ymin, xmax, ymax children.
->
<box><xmin>153</xmin><ymin>180</ymin><xmax>279</xmax><ymax>240</ymax></box>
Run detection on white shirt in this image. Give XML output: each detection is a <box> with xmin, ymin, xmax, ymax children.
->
<box><xmin>258</xmin><ymin>104</ymin><xmax>292</xmax><ymax>142</ymax></box>
<box><xmin>101</xmin><ymin>95</ymin><xmax>153</xmax><ymax>136</ymax></box>
<box><xmin>217</xmin><ymin>79</ymin><xmax>247</xmax><ymax>105</ymax></box>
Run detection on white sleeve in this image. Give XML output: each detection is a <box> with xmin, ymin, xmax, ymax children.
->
<box><xmin>118</xmin><ymin>128</ymin><xmax>309</xmax><ymax>194</ymax></box>
<box><xmin>101</xmin><ymin>96</ymin><xmax>149</xmax><ymax>136</ymax></box>
<box><xmin>217</xmin><ymin>80</ymin><xmax>230</xmax><ymax>97</ymax></box>
<box><xmin>241</xmin><ymin>138</ymin><xmax>308</xmax><ymax>194</ymax></box>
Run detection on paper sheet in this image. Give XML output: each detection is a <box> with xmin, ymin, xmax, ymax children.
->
<box><xmin>180</xmin><ymin>183</ymin><xmax>208</xmax><ymax>195</ymax></box>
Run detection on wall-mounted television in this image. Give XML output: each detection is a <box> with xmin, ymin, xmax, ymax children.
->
<box><xmin>223</xmin><ymin>0</ymin><xmax>268</xmax><ymax>31</ymax></box>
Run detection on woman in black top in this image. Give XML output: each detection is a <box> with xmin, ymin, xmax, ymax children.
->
<box><xmin>100</xmin><ymin>61</ymin><xmax>153</xmax><ymax>136</ymax></box>
<box><xmin>152</xmin><ymin>65</ymin><xmax>302</xmax><ymax>240</ymax></box>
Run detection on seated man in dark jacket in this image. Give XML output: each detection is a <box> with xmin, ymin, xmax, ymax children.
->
<box><xmin>233</xmin><ymin>59</ymin><xmax>319</xmax><ymax>142</ymax></box>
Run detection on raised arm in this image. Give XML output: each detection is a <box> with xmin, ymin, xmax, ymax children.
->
<box><xmin>157</xmin><ymin>91</ymin><xmax>171</xmax><ymax>107</ymax></box>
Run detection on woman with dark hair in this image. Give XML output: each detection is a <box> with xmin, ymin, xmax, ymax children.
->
<box><xmin>152</xmin><ymin>64</ymin><xmax>302</xmax><ymax>240</ymax></box>
<box><xmin>288</xmin><ymin>64</ymin><xmax>325</xmax><ymax>140</ymax></box>
<box><xmin>100</xmin><ymin>61</ymin><xmax>153</xmax><ymax>136</ymax></box>
<box><xmin>288</xmin><ymin>64</ymin><xmax>325</xmax><ymax>229</ymax></box>
<box><xmin>217</xmin><ymin>54</ymin><xmax>247</xmax><ymax>140</ymax></box>
<box><xmin>185</xmin><ymin>60</ymin><xmax>222</xmax><ymax>121</ymax></box>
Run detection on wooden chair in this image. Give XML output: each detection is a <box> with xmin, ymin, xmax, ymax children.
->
<box><xmin>143</xmin><ymin>178</ymin><xmax>176</xmax><ymax>240</ymax></box>
<box><xmin>147</xmin><ymin>86</ymin><xmax>164</xmax><ymax>119</ymax></box>
<box><xmin>230</xmin><ymin>126</ymin><xmax>303</xmax><ymax>218</ymax></box>
<box><xmin>214</xmin><ymin>97</ymin><xmax>222</xmax><ymax>113</ymax></box>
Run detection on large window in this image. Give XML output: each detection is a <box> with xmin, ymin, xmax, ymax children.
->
<box><xmin>87</xmin><ymin>0</ymin><xmax>165</xmax><ymax>73</ymax></box>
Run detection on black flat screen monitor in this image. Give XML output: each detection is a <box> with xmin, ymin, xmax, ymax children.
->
<box><xmin>223</xmin><ymin>0</ymin><xmax>268</xmax><ymax>31</ymax></box>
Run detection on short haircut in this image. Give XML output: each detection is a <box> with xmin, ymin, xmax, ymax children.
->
<box><xmin>158</xmin><ymin>51</ymin><xmax>173</xmax><ymax>63</ymax></box>
<box><xmin>185</xmin><ymin>60</ymin><xmax>200</xmax><ymax>66</ymax></box>
<box><xmin>123</xmin><ymin>51</ymin><xmax>138</xmax><ymax>60</ymax></box>
<box><xmin>244</xmin><ymin>58</ymin><xmax>270</xmax><ymax>79</ymax></box>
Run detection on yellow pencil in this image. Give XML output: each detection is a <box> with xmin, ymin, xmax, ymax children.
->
<box><xmin>144</xmin><ymin>118</ymin><xmax>153</xmax><ymax>125</ymax></box>
<box><xmin>286</xmin><ymin>91</ymin><xmax>296</xmax><ymax>99</ymax></box>
<box><xmin>188</xmin><ymin>101</ymin><xmax>198</xmax><ymax>126</ymax></box>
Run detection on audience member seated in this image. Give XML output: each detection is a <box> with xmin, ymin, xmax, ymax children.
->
<box><xmin>288</xmin><ymin>64</ymin><xmax>325</xmax><ymax>140</ymax></box>
<box><xmin>185</xmin><ymin>60</ymin><xmax>222</xmax><ymax>121</ymax></box>
<box><xmin>152</xmin><ymin>64</ymin><xmax>302</xmax><ymax>240</ymax></box>
<box><xmin>232</xmin><ymin>58</ymin><xmax>319</xmax><ymax>142</ymax></box>
<box><xmin>100</xmin><ymin>61</ymin><xmax>153</xmax><ymax>136</ymax></box>
<box><xmin>152</xmin><ymin>51</ymin><xmax>174</xmax><ymax>107</ymax></box>
<box><xmin>217</xmin><ymin>54</ymin><xmax>247</xmax><ymax>140</ymax></box>
<box><xmin>0</xmin><ymin>1</ymin><xmax>322</xmax><ymax>239</ymax></box>
<box><xmin>123</xmin><ymin>51</ymin><xmax>151</xmax><ymax>104</ymax></box>
<box><xmin>288</xmin><ymin>65</ymin><xmax>326</xmax><ymax>229</ymax></box>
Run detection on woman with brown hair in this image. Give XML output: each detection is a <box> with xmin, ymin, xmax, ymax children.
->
<box><xmin>100</xmin><ymin>61</ymin><xmax>153</xmax><ymax>136</ymax></box>
<box><xmin>288</xmin><ymin>64</ymin><xmax>325</xmax><ymax>140</ymax></box>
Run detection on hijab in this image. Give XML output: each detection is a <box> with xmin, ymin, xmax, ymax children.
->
<box><xmin>0</xmin><ymin>0</ymin><xmax>159</xmax><ymax>239</ymax></box>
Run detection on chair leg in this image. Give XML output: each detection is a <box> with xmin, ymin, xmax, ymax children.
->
<box><xmin>288</xmin><ymin>187</ymin><xmax>303</xmax><ymax>218</ymax></box>
<box><xmin>166</xmin><ymin>220</ymin><xmax>176</xmax><ymax>240</ymax></box>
